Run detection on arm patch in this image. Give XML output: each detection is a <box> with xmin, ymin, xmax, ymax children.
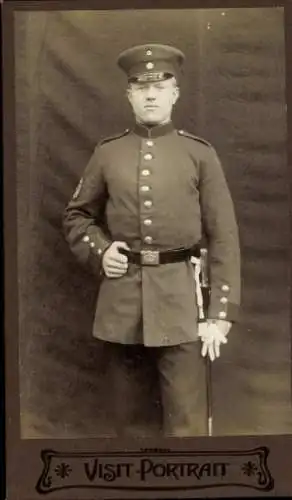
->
<box><xmin>72</xmin><ymin>177</ymin><xmax>84</xmax><ymax>200</ymax></box>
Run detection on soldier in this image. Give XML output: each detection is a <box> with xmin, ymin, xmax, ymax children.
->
<box><xmin>63</xmin><ymin>44</ymin><xmax>241</xmax><ymax>437</ymax></box>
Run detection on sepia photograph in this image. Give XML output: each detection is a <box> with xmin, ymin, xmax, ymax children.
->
<box><xmin>4</xmin><ymin>1</ymin><xmax>292</xmax><ymax>497</ymax></box>
<box><xmin>15</xmin><ymin>5</ymin><xmax>290</xmax><ymax>440</ymax></box>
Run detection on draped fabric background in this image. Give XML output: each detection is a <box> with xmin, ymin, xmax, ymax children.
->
<box><xmin>15</xmin><ymin>7</ymin><xmax>292</xmax><ymax>438</ymax></box>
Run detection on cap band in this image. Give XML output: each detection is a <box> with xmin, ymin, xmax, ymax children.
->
<box><xmin>130</xmin><ymin>72</ymin><xmax>173</xmax><ymax>83</ymax></box>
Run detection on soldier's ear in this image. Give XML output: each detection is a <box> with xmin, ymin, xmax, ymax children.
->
<box><xmin>126</xmin><ymin>85</ymin><xmax>133</xmax><ymax>104</ymax></box>
<box><xmin>173</xmin><ymin>85</ymin><xmax>180</xmax><ymax>104</ymax></box>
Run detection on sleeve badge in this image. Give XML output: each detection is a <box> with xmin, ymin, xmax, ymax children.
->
<box><xmin>72</xmin><ymin>178</ymin><xmax>84</xmax><ymax>200</ymax></box>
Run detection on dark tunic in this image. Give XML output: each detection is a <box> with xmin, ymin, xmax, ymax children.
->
<box><xmin>63</xmin><ymin>121</ymin><xmax>241</xmax><ymax>347</ymax></box>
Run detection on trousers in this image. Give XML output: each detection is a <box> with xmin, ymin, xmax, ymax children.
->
<box><xmin>102</xmin><ymin>340</ymin><xmax>207</xmax><ymax>437</ymax></box>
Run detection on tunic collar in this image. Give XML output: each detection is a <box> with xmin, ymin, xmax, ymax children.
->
<box><xmin>133</xmin><ymin>121</ymin><xmax>174</xmax><ymax>138</ymax></box>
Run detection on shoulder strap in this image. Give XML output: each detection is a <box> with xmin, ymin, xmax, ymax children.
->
<box><xmin>100</xmin><ymin>129</ymin><xmax>130</xmax><ymax>145</ymax></box>
<box><xmin>177</xmin><ymin>129</ymin><xmax>211</xmax><ymax>147</ymax></box>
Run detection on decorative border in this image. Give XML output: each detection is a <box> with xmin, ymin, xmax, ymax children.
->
<box><xmin>36</xmin><ymin>446</ymin><xmax>274</xmax><ymax>493</ymax></box>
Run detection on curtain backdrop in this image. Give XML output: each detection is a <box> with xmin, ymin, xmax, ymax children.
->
<box><xmin>14</xmin><ymin>7</ymin><xmax>291</xmax><ymax>438</ymax></box>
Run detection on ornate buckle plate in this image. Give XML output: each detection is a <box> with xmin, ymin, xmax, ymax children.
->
<box><xmin>141</xmin><ymin>250</ymin><xmax>160</xmax><ymax>266</ymax></box>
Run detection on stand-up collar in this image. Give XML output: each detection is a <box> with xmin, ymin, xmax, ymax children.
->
<box><xmin>134</xmin><ymin>121</ymin><xmax>175</xmax><ymax>138</ymax></box>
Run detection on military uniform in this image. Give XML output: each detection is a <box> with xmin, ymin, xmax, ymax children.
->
<box><xmin>63</xmin><ymin>44</ymin><xmax>241</xmax><ymax>436</ymax></box>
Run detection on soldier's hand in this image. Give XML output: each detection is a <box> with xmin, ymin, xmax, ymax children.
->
<box><xmin>215</xmin><ymin>319</ymin><xmax>232</xmax><ymax>336</ymax></box>
<box><xmin>102</xmin><ymin>241</ymin><xmax>129</xmax><ymax>278</ymax></box>
<box><xmin>198</xmin><ymin>320</ymin><xmax>231</xmax><ymax>361</ymax></box>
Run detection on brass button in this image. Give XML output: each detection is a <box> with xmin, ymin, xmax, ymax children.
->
<box><xmin>83</xmin><ymin>235</ymin><xmax>90</xmax><ymax>242</ymax></box>
<box><xmin>219</xmin><ymin>311</ymin><xmax>227</xmax><ymax>319</ymax></box>
<box><xmin>144</xmin><ymin>153</ymin><xmax>153</xmax><ymax>161</ymax></box>
<box><xmin>141</xmin><ymin>185</ymin><xmax>150</xmax><ymax>192</ymax></box>
<box><xmin>144</xmin><ymin>200</ymin><xmax>152</xmax><ymax>208</ymax></box>
<box><xmin>97</xmin><ymin>248</ymin><xmax>102</xmax><ymax>255</ymax></box>
<box><xmin>220</xmin><ymin>297</ymin><xmax>228</xmax><ymax>304</ymax></box>
<box><xmin>221</xmin><ymin>284</ymin><xmax>230</xmax><ymax>292</ymax></box>
<box><xmin>144</xmin><ymin>236</ymin><xmax>153</xmax><ymax>244</ymax></box>
<box><xmin>142</xmin><ymin>169</ymin><xmax>150</xmax><ymax>176</ymax></box>
<box><xmin>90</xmin><ymin>241</ymin><xmax>95</xmax><ymax>248</ymax></box>
<box><xmin>144</xmin><ymin>219</ymin><xmax>152</xmax><ymax>226</ymax></box>
<box><xmin>146</xmin><ymin>140</ymin><xmax>154</xmax><ymax>147</ymax></box>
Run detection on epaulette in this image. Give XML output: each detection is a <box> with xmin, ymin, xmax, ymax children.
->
<box><xmin>177</xmin><ymin>129</ymin><xmax>211</xmax><ymax>147</ymax></box>
<box><xmin>100</xmin><ymin>129</ymin><xmax>130</xmax><ymax>145</ymax></box>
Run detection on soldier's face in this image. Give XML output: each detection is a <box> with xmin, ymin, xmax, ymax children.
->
<box><xmin>127</xmin><ymin>77</ymin><xmax>179</xmax><ymax>125</ymax></box>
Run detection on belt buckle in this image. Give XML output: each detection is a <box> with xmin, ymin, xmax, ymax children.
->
<box><xmin>141</xmin><ymin>250</ymin><xmax>160</xmax><ymax>266</ymax></box>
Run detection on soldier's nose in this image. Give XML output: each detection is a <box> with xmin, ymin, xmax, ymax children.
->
<box><xmin>144</xmin><ymin>86</ymin><xmax>157</xmax><ymax>99</ymax></box>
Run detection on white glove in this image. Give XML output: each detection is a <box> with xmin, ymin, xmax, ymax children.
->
<box><xmin>198</xmin><ymin>320</ymin><xmax>230</xmax><ymax>361</ymax></box>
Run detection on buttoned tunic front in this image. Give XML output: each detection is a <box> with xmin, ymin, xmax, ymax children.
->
<box><xmin>63</xmin><ymin>122</ymin><xmax>240</xmax><ymax>347</ymax></box>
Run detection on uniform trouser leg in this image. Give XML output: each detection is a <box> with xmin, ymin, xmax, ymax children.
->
<box><xmin>106</xmin><ymin>342</ymin><xmax>159</xmax><ymax>436</ymax></box>
<box><xmin>157</xmin><ymin>340</ymin><xmax>207</xmax><ymax>437</ymax></box>
<box><xmin>107</xmin><ymin>342</ymin><xmax>141</xmax><ymax>435</ymax></box>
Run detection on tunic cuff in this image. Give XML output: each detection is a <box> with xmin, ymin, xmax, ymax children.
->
<box><xmin>208</xmin><ymin>302</ymin><xmax>240</xmax><ymax>323</ymax></box>
<box><xmin>81</xmin><ymin>228</ymin><xmax>112</xmax><ymax>276</ymax></box>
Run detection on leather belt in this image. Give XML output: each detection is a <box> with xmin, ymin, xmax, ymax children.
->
<box><xmin>119</xmin><ymin>245</ymin><xmax>200</xmax><ymax>266</ymax></box>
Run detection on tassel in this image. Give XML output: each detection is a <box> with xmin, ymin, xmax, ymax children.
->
<box><xmin>191</xmin><ymin>256</ymin><xmax>205</xmax><ymax>320</ymax></box>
